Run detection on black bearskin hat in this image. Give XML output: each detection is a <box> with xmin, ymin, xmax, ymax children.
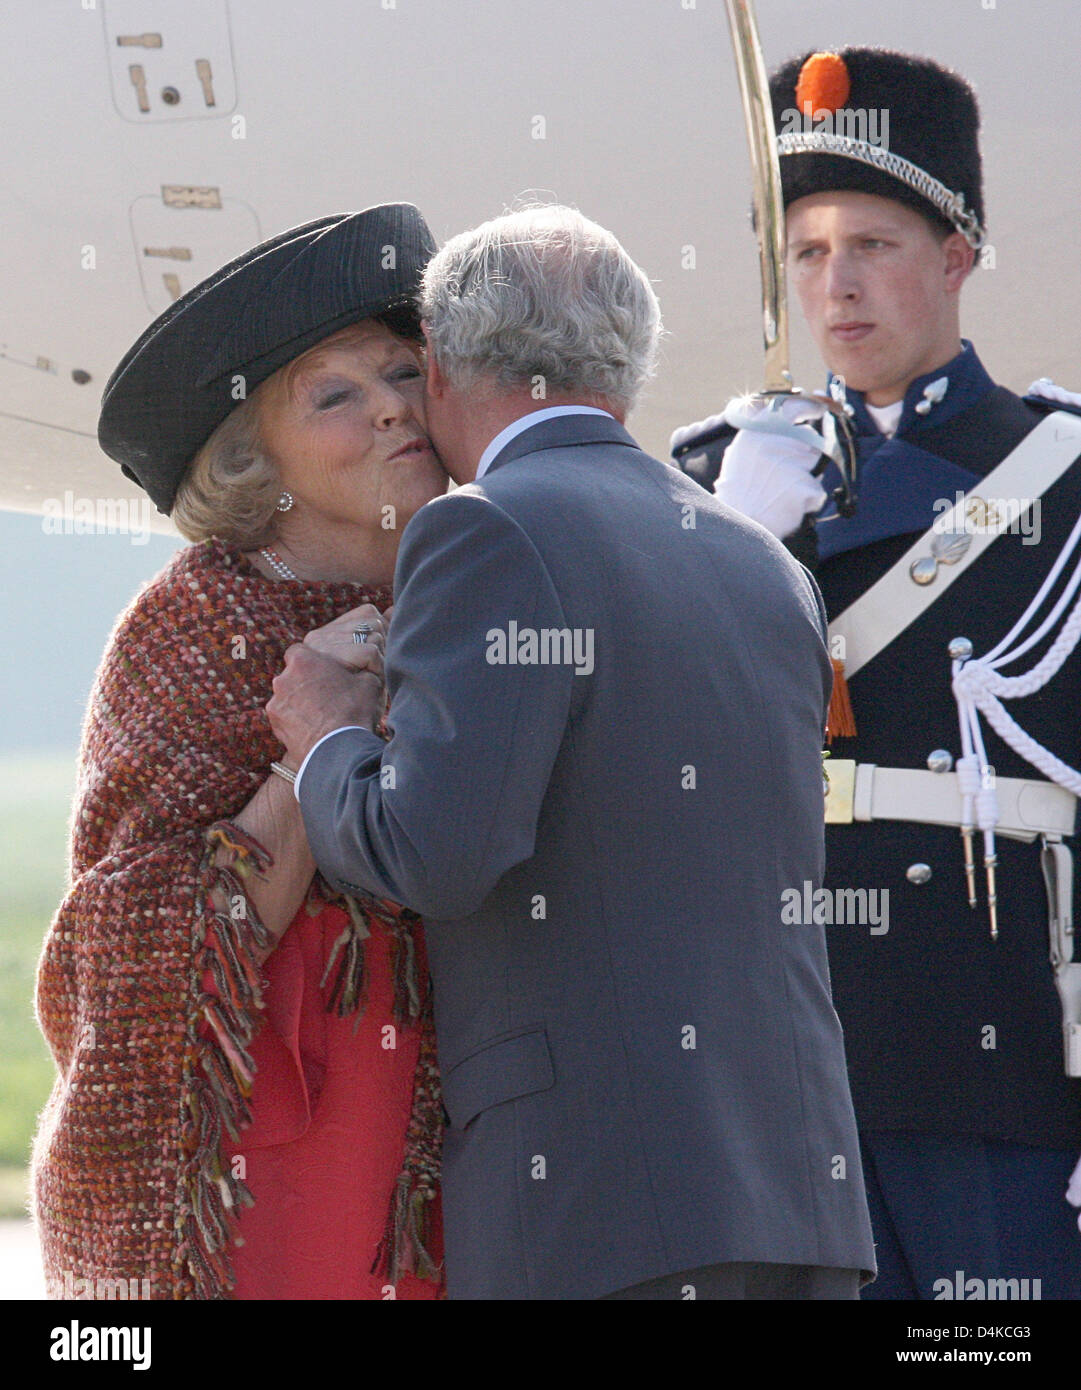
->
<box><xmin>769</xmin><ymin>49</ymin><xmax>984</xmax><ymax>246</ymax></box>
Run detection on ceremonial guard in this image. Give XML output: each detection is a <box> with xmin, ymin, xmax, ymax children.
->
<box><xmin>673</xmin><ymin>47</ymin><xmax>1081</xmax><ymax>1297</ymax></box>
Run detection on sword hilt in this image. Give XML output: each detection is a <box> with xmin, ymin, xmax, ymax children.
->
<box><xmin>745</xmin><ymin>386</ymin><xmax>860</xmax><ymax>517</ymax></box>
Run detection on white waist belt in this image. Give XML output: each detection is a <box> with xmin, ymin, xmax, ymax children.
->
<box><xmin>824</xmin><ymin>761</ymin><xmax>1077</xmax><ymax>842</ymax></box>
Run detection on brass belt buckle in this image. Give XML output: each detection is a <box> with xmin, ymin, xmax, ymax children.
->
<box><xmin>824</xmin><ymin>759</ymin><xmax>857</xmax><ymax>823</ymax></box>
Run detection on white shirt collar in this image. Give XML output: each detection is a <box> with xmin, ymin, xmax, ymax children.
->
<box><xmin>475</xmin><ymin>405</ymin><xmax>615</xmax><ymax>480</ymax></box>
<box><xmin>866</xmin><ymin>399</ymin><xmax>904</xmax><ymax>438</ymax></box>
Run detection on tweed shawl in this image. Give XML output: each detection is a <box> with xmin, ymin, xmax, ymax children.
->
<box><xmin>32</xmin><ymin>536</ymin><xmax>441</xmax><ymax>1299</ymax></box>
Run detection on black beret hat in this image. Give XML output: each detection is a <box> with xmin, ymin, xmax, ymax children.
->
<box><xmin>98</xmin><ymin>202</ymin><xmax>437</xmax><ymax>514</ymax></box>
<box><xmin>769</xmin><ymin>49</ymin><xmax>984</xmax><ymax>247</ymax></box>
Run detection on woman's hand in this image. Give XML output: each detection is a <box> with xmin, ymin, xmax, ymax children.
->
<box><xmin>301</xmin><ymin>602</ymin><xmax>390</xmax><ymax>671</ymax></box>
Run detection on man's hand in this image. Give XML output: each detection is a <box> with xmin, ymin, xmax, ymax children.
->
<box><xmin>266</xmin><ymin>639</ymin><xmax>385</xmax><ymax>771</ymax></box>
<box><xmin>714</xmin><ymin>393</ymin><xmax>830</xmax><ymax>539</ymax></box>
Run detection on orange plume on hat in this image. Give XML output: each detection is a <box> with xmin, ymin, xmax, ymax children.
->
<box><xmin>795</xmin><ymin>52</ymin><xmax>851</xmax><ymax>115</ymax></box>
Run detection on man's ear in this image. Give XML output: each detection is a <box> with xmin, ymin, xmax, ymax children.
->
<box><xmin>943</xmin><ymin>233</ymin><xmax>977</xmax><ymax>292</ymax></box>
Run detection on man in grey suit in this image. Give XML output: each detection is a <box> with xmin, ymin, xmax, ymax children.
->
<box><xmin>267</xmin><ymin>205</ymin><xmax>876</xmax><ymax>1299</ymax></box>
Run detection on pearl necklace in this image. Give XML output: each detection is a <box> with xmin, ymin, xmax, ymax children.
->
<box><xmin>259</xmin><ymin>546</ymin><xmax>298</xmax><ymax>581</ymax></box>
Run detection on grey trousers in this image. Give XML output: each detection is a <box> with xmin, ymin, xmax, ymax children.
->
<box><xmin>600</xmin><ymin>1262</ymin><xmax>861</xmax><ymax>1300</ymax></box>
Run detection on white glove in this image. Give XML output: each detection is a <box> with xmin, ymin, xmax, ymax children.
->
<box><xmin>1027</xmin><ymin>378</ymin><xmax>1081</xmax><ymax>410</ymax></box>
<box><xmin>1067</xmin><ymin>1149</ymin><xmax>1081</xmax><ymax>1232</ymax></box>
<box><xmin>713</xmin><ymin>394</ymin><xmax>830</xmax><ymax>540</ymax></box>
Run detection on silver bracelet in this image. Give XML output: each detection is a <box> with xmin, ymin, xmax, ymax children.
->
<box><xmin>270</xmin><ymin>761</ymin><xmax>297</xmax><ymax>785</ymax></box>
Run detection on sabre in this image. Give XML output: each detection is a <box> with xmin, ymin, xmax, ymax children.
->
<box><xmin>723</xmin><ymin>0</ymin><xmax>859</xmax><ymax>516</ymax></box>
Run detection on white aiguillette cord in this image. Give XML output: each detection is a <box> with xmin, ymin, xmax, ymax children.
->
<box><xmin>952</xmin><ymin>494</ymin><xmax>1081</xmax><ymax>939</ymax></box>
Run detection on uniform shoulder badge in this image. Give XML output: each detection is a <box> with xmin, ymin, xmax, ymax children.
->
<box><xmin>669</xmin><ymin>412</ymin><xmax>737</xmax><ymax>488</ymax></box>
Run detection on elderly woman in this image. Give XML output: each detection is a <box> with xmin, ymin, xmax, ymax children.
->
<box><xmin>32</xmin><ymin>205</ymin><xmax>449</xmax><ymax>1300</ymax></box>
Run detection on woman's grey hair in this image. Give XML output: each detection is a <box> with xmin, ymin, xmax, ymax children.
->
<box><xmin>170</xmin><ymin>389</ymin><xmax>280</xmax><ymax>549</ymax></box>
<box><xmin>418</xmin><ymin>204</ymin><xmax>662</xmax><ymax>412</ymax></box>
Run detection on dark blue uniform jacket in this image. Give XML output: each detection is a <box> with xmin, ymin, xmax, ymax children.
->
<box><xmin>674</xmin><ymin>342</ymin><xmax>1081</xmax><ymax>1147</ymax></box>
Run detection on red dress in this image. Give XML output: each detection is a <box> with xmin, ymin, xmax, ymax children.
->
<box><xmin>218</xmin><ymin>897</ymin><xmax>444</xmax><ymax>1299</ymax></box>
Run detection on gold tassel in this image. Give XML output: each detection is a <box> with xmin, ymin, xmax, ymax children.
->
<box><xmin>826</xmin><ymin>658</ymin><xmax>857</xmax><ymax>743</ymax></box>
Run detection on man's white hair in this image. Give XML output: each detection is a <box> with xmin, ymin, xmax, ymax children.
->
<box><xmin>418</xmin><ymin>204</ymin><xmax>662</xmax><ymax>412</ymax></box>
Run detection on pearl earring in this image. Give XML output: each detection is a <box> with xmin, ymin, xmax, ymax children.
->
<box><xmin>276</xmin><ymin>490</ymin><xmax>294</xmax><ymax>512</ymax></box>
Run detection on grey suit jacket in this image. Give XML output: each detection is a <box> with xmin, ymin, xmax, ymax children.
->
<box><xmin>298</xmin><ymin>412</ymin><xmax>877</xmax><ymax>1298</ymax></box>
